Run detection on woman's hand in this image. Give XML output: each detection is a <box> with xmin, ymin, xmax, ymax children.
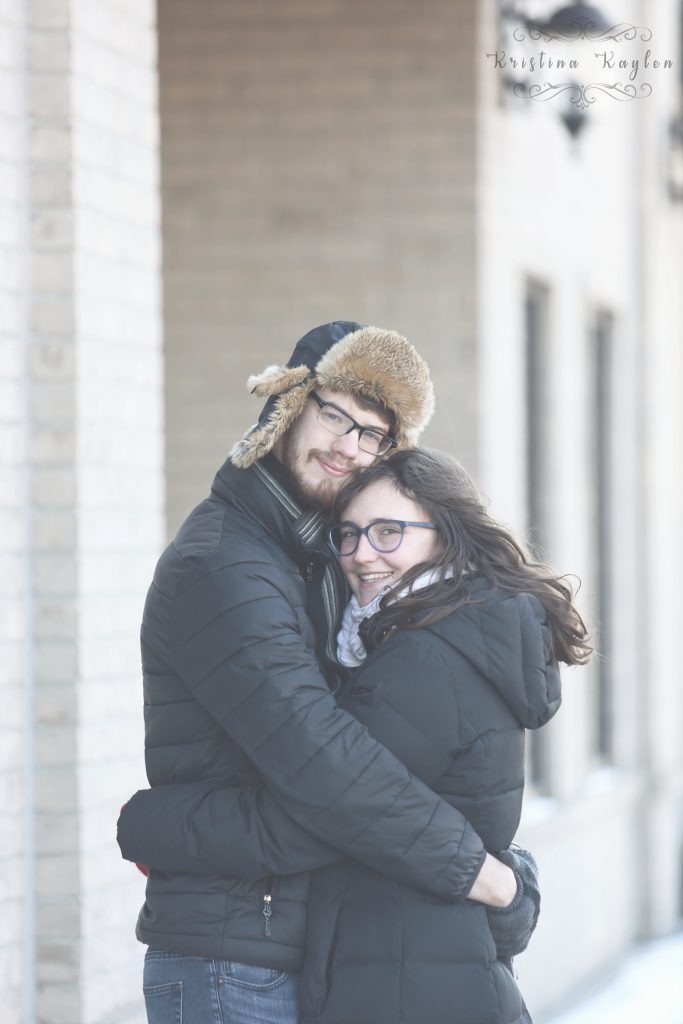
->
<box><xmin>485</xmin><ymin>847</ymin><xmax>541</xmax><ymax>964</ymax></box>
<box><xmin>467</xmin><ymin>852</ymin><xmax>518</xmax><ymax>907</ymax></box>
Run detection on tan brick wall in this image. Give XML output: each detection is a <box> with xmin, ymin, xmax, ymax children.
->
<box><xmin>159</xmin><ymin>0</ymin><xmax>480</xmax><ymax>533</ymax></box>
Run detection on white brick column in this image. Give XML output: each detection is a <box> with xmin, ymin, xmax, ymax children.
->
<box><xmin>21</xmin><ymin>1</ymin><xmax>163</xmax><ymax>1021</ymax></box>
<box><xmin>1</xmin><ymin>2</ymin><xmax>32</xmax><ymax>1021</ymax></box>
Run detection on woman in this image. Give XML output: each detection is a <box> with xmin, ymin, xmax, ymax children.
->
<box><xmin>293</xmin><ymin>447</ymin><xmax>590</xmax><ymax>1024</ymax></box>
<box><xmin>119</xmin><ymin>448</ymin><xmax>590</xmax><ymax>1024</ymax></box>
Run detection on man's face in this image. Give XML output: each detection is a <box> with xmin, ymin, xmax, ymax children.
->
<box><xmin>275</xmin><ymin>388</ymin><xmax>392</xmax><ymax>510</ymax></box>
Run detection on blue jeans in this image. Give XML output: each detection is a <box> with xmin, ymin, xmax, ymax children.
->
<box><xmin>143</xmin><ymin>949</ymin><xmax>299</xmax><ymax>1024</ymax></box>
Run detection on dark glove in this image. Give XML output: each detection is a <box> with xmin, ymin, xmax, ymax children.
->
<box><xmin>486</xmin><ymin>846</ymin><xmax>540</xmax><ymax>966</ymax></box>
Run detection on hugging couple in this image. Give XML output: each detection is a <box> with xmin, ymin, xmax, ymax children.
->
<box><xmin>117</xmin><ymin>320</ymin><xmax>590</xmax><ymax>1024</ymax></box>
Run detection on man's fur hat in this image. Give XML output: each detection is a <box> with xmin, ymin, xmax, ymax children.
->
<box><xmin>230</xmin><ymin>321</ymin><xmax>435</xmax><ymax>469</ymax></box>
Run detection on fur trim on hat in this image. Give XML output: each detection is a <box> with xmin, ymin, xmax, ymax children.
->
<box><xmin>247</xmin><ymin>363</ymin><xmax>311</xmax><ymax>398</ymax></box>
<box><xmin>229</xmin><ymin>374</ymin><xmax>315</xmax><ymax>469</ymax></box>
<box><xmin>230</xmin><ymin>326</ymin><xmax>434</xmax><ymax>469</ymax></box>
<box><xmin>314</xmin><ymin>326</ymin><xmax>434</xmax><ymax>447</ymax></box>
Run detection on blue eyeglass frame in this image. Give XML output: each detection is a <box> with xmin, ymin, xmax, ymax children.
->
<box><xmin>328</xmin><ymin>519</ymin><xmax>437</xmax><ymax>556</ymax></box>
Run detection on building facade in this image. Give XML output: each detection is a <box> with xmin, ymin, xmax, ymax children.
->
<box><xmin>1</xmin><ymin>0</ymin><xmax>681</xmax><ymax>1021</ymax></box>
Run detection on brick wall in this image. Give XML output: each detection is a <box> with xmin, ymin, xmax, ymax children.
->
<box><xmin>0</xmin><ymin>3</ymin><xmax>29</xmax><ymax>1021</ymax></box>
<box><xmin>159</xmin><ymin>0</ymin><xmax>480</xmax><ymax>534</ymax></box>
<box><xmin>69</xmin><ymin>3</ymin><xmax>163</xmax><ymax>1014</ymax></box>
<box><xmin>0</xmin><ymin>0</ymin><xmax>164</xmax><ymax>1020</ymax></box>
<box><xmin>27</xmin><ymin>4</ymin><xmax>80</xmax><ymax>1019</ymax></box>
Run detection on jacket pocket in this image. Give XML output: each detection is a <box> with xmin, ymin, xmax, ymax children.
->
<box><xmin>143</xmin><ymin>983</ymin><xmax>182</xmax><ymax>1024</ymax></box>
<box><xmin>262</xmin><ymin>877</ymin><xmax>273</xmax><ymax>937</ymax></box>
<box><xmin>478</xmin><ymin>902</ymin><xmax>500</xmax><ymax>963</ymax></box>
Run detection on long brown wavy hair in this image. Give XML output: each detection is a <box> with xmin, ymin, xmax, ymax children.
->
<box><xmin>331</xmin><ymin>447</ymin><xmax>592</xmax><ymax>666</ymax></box>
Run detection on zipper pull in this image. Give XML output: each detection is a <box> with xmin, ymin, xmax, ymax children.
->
<box><xmin>303</xmin><ymin>562</ymin><xmax>314</xmax><ymax>583</ymax></box>
<box><xmin>262</xmin><ymin>891</ymin><xmax>272</xmax><ymax>936</ymax></box>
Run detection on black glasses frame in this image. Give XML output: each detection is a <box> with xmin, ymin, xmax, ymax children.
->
<box><xmin>309</xmin><ymin>392</ymin><xmax>397</xmax><ymax>456</ymax></box>
<box><xmin>328</xmin><ymin>519</ymin><xmax>437</xmax><ymax>556</ymax></box>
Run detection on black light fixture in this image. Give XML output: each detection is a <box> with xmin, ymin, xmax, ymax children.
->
<box><xmin>496</xmin><ymin>1</ymin><xmax>612</xmax><ymax>139</ymax></box>
<box><xmin>498</xmin><ymin>1</ymin><xmax>612</xmax><ymax>40</ymax></box>
<box><xmin>533</xmin><ymin>2</ymin><xmax>613</xmax><ymax>40</ymax></box>
<box><xmin>559</xmin><ymin>90</ymin><xmax>589</xmax><ymax>140</ymax></box>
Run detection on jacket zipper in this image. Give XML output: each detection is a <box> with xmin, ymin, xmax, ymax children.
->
<box><xmin>262</xmin><ymin>879</ymin><xmax>273</xmax><ymax>936</ymax></box>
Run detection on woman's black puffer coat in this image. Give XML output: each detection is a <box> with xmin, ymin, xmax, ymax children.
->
<box><xmin>298</xmin><ymin>582</ymin><xmax>561</xmax><ymax>1024</ymax></box>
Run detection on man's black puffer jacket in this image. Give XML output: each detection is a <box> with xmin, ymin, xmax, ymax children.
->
<box><xmin>132</xmin><ymin>454</ymin><xmax>487</xmax><ymax>971</ymax></box>
<box><xmin>297</xmin><ymin>581</ymin><xmax>561</xmax><ymax>1024</ymax></box>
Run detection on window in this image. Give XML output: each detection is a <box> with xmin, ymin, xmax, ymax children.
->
<box><xmin>524</xmin><ymin>278</ymin><xmax>552</xmax><ymax>791</ymax></box>
<box><xmin>591</xmin><ymin>309</ymin><xmax>614</xmax><ymax>760</ymax></box>
<box><xmin>525</xmin><ymin>279</ymin><xmax>551</xmax><ymax>559</ymax></box>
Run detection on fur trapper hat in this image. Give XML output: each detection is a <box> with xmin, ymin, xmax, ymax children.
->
<box><xmin>230</xmin><ymin>320</ymin><xmax>435</xmax><ymax>469</ymax></box>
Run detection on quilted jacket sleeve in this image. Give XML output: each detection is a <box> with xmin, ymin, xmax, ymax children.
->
<box><xmin>167</xmin><ymin>552</ymin><xmax>485</xmax><ymax>899</ymax></box>
<box><xmin>117</xmin><ymin>780</ymin><xmax>343</xmax><ymax>879</ymax></box>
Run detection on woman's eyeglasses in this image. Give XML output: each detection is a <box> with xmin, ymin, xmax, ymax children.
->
<box><xmin>329</xmin><ymin>519</ymin><xmax>437</xmax><ymax>556</ymax></box>
<box><xmin>310</xmin><ymin>392</ymin><xmax>396</xmax><ymax>457</ymax></box>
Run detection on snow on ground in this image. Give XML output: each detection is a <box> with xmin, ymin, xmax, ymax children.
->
<box><xmin>544</xmin><ymin>931</ymin><xmax>683</xmax><ymax>1024</ymax></box>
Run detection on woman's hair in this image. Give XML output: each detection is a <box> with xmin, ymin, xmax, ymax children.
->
<box><xmin>331</xmin><ymin>447</ymin><xmax>592</xmax><ymax>666</ymax></box>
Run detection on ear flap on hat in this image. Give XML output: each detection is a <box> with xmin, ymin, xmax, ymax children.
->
<box><xmin>230</xmin><ymin>371</ymin><xmax>315</xmax><ymax>469</ymax></box>
<box><xmin>247</xmin><ymin>363</ymin><xmax>311</xmax><ymax>398</ymax></box>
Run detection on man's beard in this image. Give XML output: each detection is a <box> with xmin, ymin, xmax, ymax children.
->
<box><xmin>280</xmin><ymin>433</ymin><xmax>346</xmax><ymax>511</ymax></box>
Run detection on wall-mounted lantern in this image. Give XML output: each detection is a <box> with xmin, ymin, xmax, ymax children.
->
<box><xmin>496</xmin><ymin>1</ymin><xmax>613</xmax><ymax>139</ymax></box>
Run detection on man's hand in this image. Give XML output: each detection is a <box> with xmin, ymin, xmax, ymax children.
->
<box><xmin>467</xmin><ymin>851</ymin><xmax>518</xmax><ymax>907</ymax></box>
<box><xmin>119</xmin><ymin>803</ymin><xmax>149</xmax><ymax>877</ymax></box>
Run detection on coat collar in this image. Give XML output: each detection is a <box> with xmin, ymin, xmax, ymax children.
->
<box><xmin>211</xmin><ymin>452</ymin><xmax>347</xmax><ymax>674</ymax></box>
<box><xmin>211</xmin><ymin>452</ymin><xmax>329</xmax><ymax>561</ymax></box>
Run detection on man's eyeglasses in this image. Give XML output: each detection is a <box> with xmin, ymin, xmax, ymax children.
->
<box><xmin>329</xmin><ymin>519</ymin><xmax>437</xmax><ymax>556</ymax></box>
<box><xmin>310</xmin><ymin>392</ymin><xmax>397</xmax><ymax>457</ymax></box>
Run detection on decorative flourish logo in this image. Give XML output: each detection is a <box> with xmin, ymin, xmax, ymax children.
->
<box><xmin>486</xmin><ymin>20</ymin><xmax>673</xmax><ymax>106</ymax></box>
<box><xmin>513</xmin><ymin>82</ymin><xmax>653</xmax><ymax>109</ymax></box>
<box><xmin>514</xmin><ymin>21</ymin><xmax>652</xmax><ymax>43</ymax></box>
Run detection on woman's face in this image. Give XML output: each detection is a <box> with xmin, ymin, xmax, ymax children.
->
<box><xmin>337</xmin><ymin>478</ymin><xmax>439</xmax><ymax>607</ymax></box>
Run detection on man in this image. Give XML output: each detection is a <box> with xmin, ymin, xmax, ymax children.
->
<box><xmin>118</xmin><ymin>322</ymin><xmax>536</xmax><ymax>1024</ymax></box>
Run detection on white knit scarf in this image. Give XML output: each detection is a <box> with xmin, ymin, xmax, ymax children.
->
<box><xmin>336</xmin><ymin>568</ymin><xmax>452</xmax><ymax>668</ymax></box>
